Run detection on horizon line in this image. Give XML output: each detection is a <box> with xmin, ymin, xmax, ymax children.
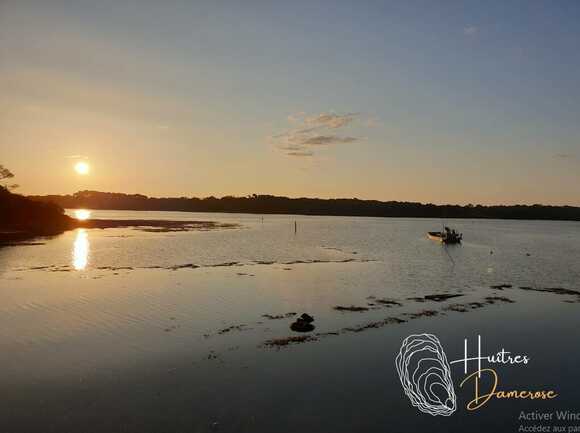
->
<box><xmin>26</xmin><ymin>189</ymin><xmax>580</xmax><ymax>209</ymax></box>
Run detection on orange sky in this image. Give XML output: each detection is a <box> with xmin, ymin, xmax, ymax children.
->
<box><xmin>1</xmin><ymin>1</ymin><xmax>578</xmax><ymax>205</ymax></box>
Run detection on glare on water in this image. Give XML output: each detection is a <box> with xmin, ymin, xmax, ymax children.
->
<box><xmin>72</xmin><ymin>229</ymin><xmax>90</xmax><ymax>270</ymax></box>
<box><xmin>74</xmin><ymin>209</ymin><xmax>91</xmax><ymax>221</ymax></box>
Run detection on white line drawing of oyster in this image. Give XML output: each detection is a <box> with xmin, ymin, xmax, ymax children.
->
<box><xmin>395</xmin><ymin>333</ymin><xmax>457</xmax><ymax>416</ymax></box>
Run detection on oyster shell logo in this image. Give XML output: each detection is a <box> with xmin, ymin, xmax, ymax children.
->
<box><xmin>395</xmin><ymin>333</ymin><xmax>457</xmax><ymax>416</ymax></box>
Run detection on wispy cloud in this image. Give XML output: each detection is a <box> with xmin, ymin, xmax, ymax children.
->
<box><xmin>555</xmin><ymin>153</ymin><xmax>575</xmax><ymax>159</ymax></box>
<box><xmin>304</xmin><ymin>112</ymin><xmax>358</xmax><ymax>129</ymax></box>
<box><xmin>287</xmin><ymin>151</ymin><xmax>314</xmax><ymax>157</ymax></box>
<box><xmin>302</xmin><ymin>135</ymin><xmax>357</xmax><ymax>145</ymax></box>
<box><xmin>272</xmin><ymin>111</ymin><xmax>363</xmax><ymax>158</ymax></box>
<box><xmin>464</xmin><ymin>26</ymin><xmax>478</xmax><ymax>36</ymax></box>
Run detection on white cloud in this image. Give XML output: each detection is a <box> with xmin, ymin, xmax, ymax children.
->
<box><xmin>272</xmin><ymin>111</ymin><xmax>364</xmax><ymax>158</ymax></box>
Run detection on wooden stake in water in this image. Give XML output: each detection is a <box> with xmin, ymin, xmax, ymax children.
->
<box><xmin>294</xmin><ymin>221</ymin><xmax>297</xmax><ymax>234</ymax></box>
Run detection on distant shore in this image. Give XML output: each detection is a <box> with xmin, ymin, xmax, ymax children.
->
<box><xmin>4</xmin><ymin>187</ymin><xmax>580</xmax><ymax>246</ymax></box>
<box><xmin>28</xmin><ymin>190</ymin><xmax>580</xmax><ymax>222</ymax></box>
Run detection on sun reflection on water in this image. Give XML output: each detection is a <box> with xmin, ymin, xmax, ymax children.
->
<box><xmin>74</xmin><ymin>209</ymin><xmax>91</xmax><ymax>220</ymax></box>
<box><xmin>73</xmin><ymin>229</ymin><xmax>90</xmax><ymax>270</ymax></box>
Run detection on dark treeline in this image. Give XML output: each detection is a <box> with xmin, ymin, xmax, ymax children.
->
<box><xmin>1</xmin><ymin>163</ymin><xmax>72</xmax><ymax>243</ymax></box>
<box><xmin>1</xmin><ymin>187</ymin><xmax>73</xmax><ymax>243</ymax></box>
<box><xmin>29</xmin><ymin>190</ymin><xmax>580</xmax><ymax>221</ymax></box>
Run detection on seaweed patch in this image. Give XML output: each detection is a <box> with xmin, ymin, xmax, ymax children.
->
<box><xmin>333</xmin><ymin>305</ymin><xmax>370</xmax><ymax>312</ymax></box>
<box><xmin>261</xmin><ymin>335</ymin><xmax>318</xmax><ymax>348</ymax></box>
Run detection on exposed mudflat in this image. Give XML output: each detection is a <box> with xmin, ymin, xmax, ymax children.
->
<box><xmin>76</xmin><ymin>219</ymin><xmax>239</xmax><ymax>232</ymax></box>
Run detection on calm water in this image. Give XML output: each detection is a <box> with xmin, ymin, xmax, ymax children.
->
<box><xmin>1</xmin><ymin>210</ymin><xmax>579</xmax><ymax>432</ymax></box>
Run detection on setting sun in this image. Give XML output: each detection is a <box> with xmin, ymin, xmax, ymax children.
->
<box><xmin>73</xmin><ymin>209</ymin><xmax>91</xmax><ymax>221</ymax></box>
<box><xmin>74</xmin><ymin>161</ymin><xmax>90</xmax><ymax>175</ymax></box>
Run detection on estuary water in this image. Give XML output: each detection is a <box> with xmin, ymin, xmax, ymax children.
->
<box><xmin>1</xmin><ymin>210</ymin><xmax>579</xmax><ymax>433</ymax></box>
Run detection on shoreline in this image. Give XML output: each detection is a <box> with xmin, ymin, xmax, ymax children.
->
<box><xmin>60</xmin><ymin>207</ymin><xmax>580</xmax><ymax>222</ymax></box>
<box><xmin>0</xmin><ymin>218</ymin><xmax>239</xmax><ymax>246</ymax></box>
<box><xmin>4</xmin><ymin>208</ymin><xmax>579</xmax><ymax>246</ymax></box>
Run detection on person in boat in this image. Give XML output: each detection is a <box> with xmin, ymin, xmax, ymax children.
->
<box><xmin>444</xmin><ymin>226</ymin><xmax>451</xmax><ymax>240</ymax></box>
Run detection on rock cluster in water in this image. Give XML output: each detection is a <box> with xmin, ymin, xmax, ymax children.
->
<box><xmin>290</xmin><ymin>313</ymin><xmax>315</xmax><ymax>332</ymax></box>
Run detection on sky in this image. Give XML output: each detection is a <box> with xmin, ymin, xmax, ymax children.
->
<box><xmin>1</xmin><ymin>0</ymin><xmax>579</xmax><ymax>205</ymax></box>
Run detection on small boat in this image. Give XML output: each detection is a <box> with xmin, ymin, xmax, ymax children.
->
<box><xmin>428</xmin><ymin>227</ymin><xmax>462</xmax><ymax>244</ymax></box>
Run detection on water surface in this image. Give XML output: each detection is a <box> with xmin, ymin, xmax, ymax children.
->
<box><xmin>1</xmin><ymin>210</ymin><xmax>579</xmax><ymax>432</ymax></box>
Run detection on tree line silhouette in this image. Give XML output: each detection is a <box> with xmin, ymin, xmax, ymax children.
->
<box><xmin>29</xmin><ymin>190</ymin><xmax>580</xmax><ymax>221</ymax></box>
<box><xmin>1</xmin><ymin>164</ymin><xmax>72</xmax><ymax>242</ymax></box>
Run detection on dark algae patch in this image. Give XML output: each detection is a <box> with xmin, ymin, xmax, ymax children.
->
<box><xmin>424</xmin><ymin>294</ymin><xmax>464</xmax><ymax>302</ymax></box>
<box><xmin>217</xmin><ymin>324</ymin><xmax>250</xmax><ymax>335</ymax></box>
<box><xmin>373</xmin><ymin>298</ymin><xmax>402</xmax><ymax>307</ymax></box>
<box><xmin>491</xmin><ymin>283</ymin><xmax>513</xmax><ymax>290</ymax></box>
<box><xmin>341</xmin><ymin>317</ymin><xmax>407</xmax><ymax>333</ymax></box>
<box><xmin>408</xmin><ymin>294</ymin><xmax>464</xmax><ymax>302</ymax></box>
<box><xmin>492</xmin><ymin>283</ymin><xmax>580</xmax><ymax>302</ymax></box>
<box><xmin>262</xmin><ymin>312</ymin><xmax>297</xmax><ymax>320</ymax></box>
<box><xmin>404</xmin><ymin>310</ymin><xmax>439</xmax><ymax>319</ymax></box>
<box><xmin>203</xmin><ymin>324</ymin><xmax>252</xmax><ymax>338</ymax></box>
<box><xmin>484</xmin><ymin>296</ymin><xmax>515</xmax><ymax>304</ymax></box>
<box><xmin>518</xmin><ymin>286</ymin><xmax>580</xmax><ymax>296</ymax></box>
<box><xmin>445</xmin><ymin>303</ymin><xmax>475</xmax><ymax>313</ymax></box>
<box><xmin>333</xmin><ymin>305</ymin><xmax>370</xmax><ymax>312</ymax></box>
<box><xmin>78</xmin><ymin>219</ymin><xmax>239</xmax><ymax>232</ymax></box>
<box><xmin>517</xmin><ymin>286</ymin><xmax>580</xmax><ymax>303</ymax></box>
<box><xmin>365</xmin><ymin>296</ymin><xmax>402</xmax><ymax>307</ymax></box>
<box><xmin>261</xmin><ymin>335</ymin><xmax>318</xmax><ymax>348</ymax></box>
<box><xmin>445</xmin><ymin>296</ymin><xmax>515</xmax><ymax>313</ymax></box>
